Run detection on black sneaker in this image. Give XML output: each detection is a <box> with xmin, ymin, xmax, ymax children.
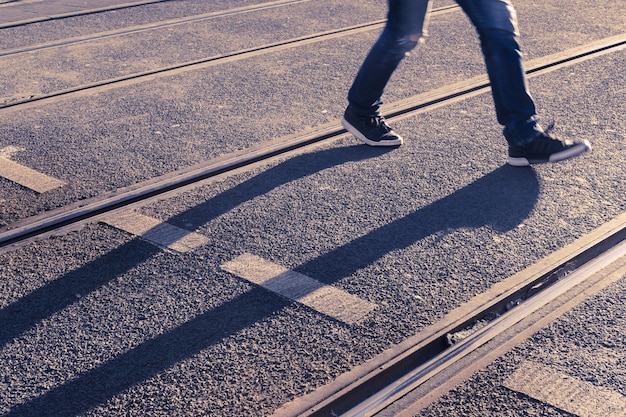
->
<box><xmin>507</xmin><ymin>127</ymin><xmax>591</xmax><ymax>166</ymax></box>
<box><xmin>341</xmin><ymin>107</ymin><xmax>403</xmax><ymax>147</ymax></box>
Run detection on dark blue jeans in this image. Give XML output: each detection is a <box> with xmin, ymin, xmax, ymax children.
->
<box><xmin>347</xmin><ymin>0</ymin><xmax>542</xmax><ymax>145</ymax></box>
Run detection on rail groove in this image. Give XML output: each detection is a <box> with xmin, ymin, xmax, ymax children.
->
<box><xmin>0</xmin><ymin>5</ymin><xmax>461</xmax><ymax>110</ymax></box>
<box><xmin>0</xmin><ymin>0</ymin><xmax>316</xmax><ymax>56</ymax></box>
<box><xmin>276</xmin><ymin>213</ymin><xmax>626</xmax><ymax>417</ymax></box>
<box><xmin>0</xmin><ymin>0</ymin><xmax>170</xmax><ymax>29</ymax></box>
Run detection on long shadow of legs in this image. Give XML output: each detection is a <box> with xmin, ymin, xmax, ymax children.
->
<box><xmin>2</xmin><ymin>156</ymin><xmax>539</xmax><ymax>416</ymax></box>
<box><xmin>165</xmin><ymin>144</ymin><xmax>396</xmax><ymax>228</ymax></box>
<box><xmin>0</xmin><ymin>239</ymin><xmax>161</xmax><ymax>348</ymax></box>
<box><xmin>0</xmin><ymin>145</ymin><xmax>392</xmax><ymax>350</ymax></box>
<box><xmin>296</xmin><ymin>164</ymin><xmax>540</xmax><ymax>282</ymax></box>
<box><xmin>4</xmin><ymin>287</ymin><xmax>288</xmax><ymax>417</ymax></box>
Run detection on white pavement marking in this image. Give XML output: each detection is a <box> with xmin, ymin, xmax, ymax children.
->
<box><xmin>504</xmin><ymin>360</ymin><xmax>626</xmax><ymax>417</ymax></box>
<box><xmin>221</xmin><ymin>253</ymin><xmax>377</xmax><ymax>324</ymax></box>
<box><xmin>102</xmin><ymin>210</ymin><xmax>209</xmax><ymax>253</ymax></box>
<box><xmin>0</xmin><ymin>154</ymin><xmax>66</xmax><ymax>193</ymax></box>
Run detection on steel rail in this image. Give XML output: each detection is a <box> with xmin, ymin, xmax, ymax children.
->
<box><xmin>0</xmin><ymin>123</ymin><xmax>338</xmax><ymax>248</ymax></box>
<box><xmin>345</xmin><ymin>232</ymin><xmax>626</xmax><ymax>416</ymax></box>
<box><xmin>0</xmin><ymin>5</ymin><xmax>460</xmax><ymax>110</ymax></box>
<box><xmin>0</xmin><ymin>0</ymin><xmax>171</xmax><ymax>29</ymax></box>
<box><xmin>277</xmin><ymin>212</ymin><xmax>626</xmax><ymax>417</ymax></box>
<box><xmin>0</xmin><ymin>0</ymin><xmax>316</xmax><ymax>57</ymax></box>
<box><xmin>0</xmin><ymin>35</ymin><xmax>625</xmax><ymax>248</ymax></box>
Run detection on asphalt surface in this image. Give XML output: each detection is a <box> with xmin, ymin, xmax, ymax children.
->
<box><xmin>0</xmin><ymin>0</ymin><xmax>625</xmax><ymax>416</ymax></box>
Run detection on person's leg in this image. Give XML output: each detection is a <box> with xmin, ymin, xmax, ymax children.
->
<box><xmin>455</xmin><ymin>0</ymin><xmax>539</xmax><ymax>144</ymax></box>
<box><xmin>347</xmin><ymin>0</ymin><xmax>432</xmax><ymax>117</ymax></box>
<box><xmin>342</xmin><ymin>0</ymin><xmax>432</xmax><ymax>146</ymax></box>
<box><xmin>456</xmin><ymin>0</ymin><xmax>590</xmax><ymax>165</ymax></box>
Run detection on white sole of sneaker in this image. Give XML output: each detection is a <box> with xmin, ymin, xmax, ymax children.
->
<box><xmin>548</xmin><ymin>140</ymin><xmax>592</xmax><ymax>162</ymax></box>
<box><xmin>507</xmin><ymin>140</ymin><xmax>591</xmax><ymax>166</ymax></box>
<box><xmin>341</xmin><ymin>117</ymin><xmax>403</xmax><ymax>147</ymax></box>
<box><xmin>506</xmin><ymin>156</ymin><xmax>531</xmax><ymax>167</ymax></box>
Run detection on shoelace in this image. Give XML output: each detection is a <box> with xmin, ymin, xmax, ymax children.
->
<box><xmin>529</xmin><ymin>121</ymin><xmax>570</xmax><ymax>153</ymax></box>
<box><xmin>540</xmin><ymin>121</ymin><xmax>557</xmax><ymax>139</ymax></box>
<box><xmin>367</xmin><ymin>116</ymin><xmax>392</xmax><ymax>133</ymax></box>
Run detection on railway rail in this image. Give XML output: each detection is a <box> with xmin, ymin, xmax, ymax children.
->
<box><xmin>0</xmin><ymin>0</ymin><xmax>170</xmax><ymax>29</ymax></box>
<box><xmin>0</xmin><ymin>4</ymin><xmax>460</xmax><ymax>109</ymax></box>
<box><xmin>0</xmin><ymin>0</ymin><xmax>320</xmax><ymax>57</ymax></box>
<box><xmin>285</xmin><ymin>214</ymin><xmax>626</xmax><ymax>416</ymax></box>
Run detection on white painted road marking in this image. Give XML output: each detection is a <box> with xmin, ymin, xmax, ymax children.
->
<box><xmin>504</xmin><ymin>360</ymin><xmax>626</xmax><ymax>417</ymax></box>
<box><xmin>102</xmin><ymin>210</ymin><xmax>209</xmax><ymax>253</ymax></box>
<box><xmin>221</xmin><ymin>253</ymin><xmax>377</xmax><ymax>324</ymax></box>
<box><xmin>0</xmin><ymin>151</ymin><xmax>66</xmax><ymax>193</ymax></box>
